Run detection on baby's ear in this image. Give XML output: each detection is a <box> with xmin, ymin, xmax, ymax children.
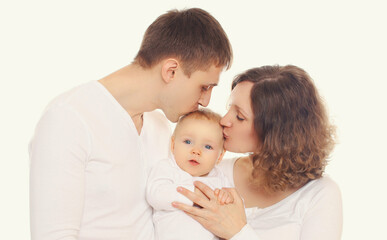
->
<box><xmin>216</xmin><ymin>148</ymin><xmax>226</xmax><ymax>164</ymax></box>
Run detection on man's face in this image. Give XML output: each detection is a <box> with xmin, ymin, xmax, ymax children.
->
<box><xmin>162</xmin><ymin>65</ymin><xmax>223</xmax><ymax>122</ymax></box>
<box><xmin>171</xmin><ymin>118</ymin><xmax>224</xmax><ymax>177</ymax></box>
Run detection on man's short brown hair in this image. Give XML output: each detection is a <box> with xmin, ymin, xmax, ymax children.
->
<box><xmin>134</xmin><ymin>8</ymin><xmax>232</xmax><ymax>76</ymax></box>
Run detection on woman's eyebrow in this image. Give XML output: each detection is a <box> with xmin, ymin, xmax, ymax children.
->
<box><xmin>234</xmin><ymin>105</ymin><xmax>249</xmax><ymax>118</ymax></box>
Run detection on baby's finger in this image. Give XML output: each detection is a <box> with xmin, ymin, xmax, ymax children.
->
<box><xmin>225</xmin><ymin>195</ymin><xmax>233</xmax><ymax>204</ymax></box>
<box><xmin>214</xmin><ymin>188</ymin><xmax>220</xmax><ymax>197</ymax></box>
<box><xmin>218</xmin><ymin>191</ymin><xmax>226</xmax><ymax>204</ymax></box>
<box><xmin>223</xmin><ymin>188</ymin><xmax>243</xmax><ymax>205</ymax></box>
<box><xmin>216</xmin><ymin>192</ymin><xmax>222</xmax><ymax>204</ymax></box>
<box><xmin>227</xmin><ymin>192</ymin><xmax>234</xmax><ymax>203</ymax></box>
<box><xmin>221</xmin><ymin>193</ymin><xmax>229</xmax><ymax>204</ymax></box>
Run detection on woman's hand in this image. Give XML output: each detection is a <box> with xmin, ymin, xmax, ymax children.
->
<box><xmin>172</xmin><ymin>181</ymin><xmax>247</xmax><ymax>239</ymax></box>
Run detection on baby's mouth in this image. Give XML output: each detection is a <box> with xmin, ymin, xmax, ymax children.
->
<box><xmin>189</xmin><ymin>159</ymin><xmax>200</xmax><ymax>166</ymax></box>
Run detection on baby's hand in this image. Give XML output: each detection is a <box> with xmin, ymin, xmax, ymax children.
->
<box><xmin>214</xmin><ymin>188</ymin><xmax>234</xmax><ymax>205</ymax></box>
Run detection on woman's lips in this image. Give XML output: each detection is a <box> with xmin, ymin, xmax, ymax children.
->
<box><xmin>223</xmin><ymin>132</ymin><xmax>229</xmax><ymax>139</ymax></box>
<box><xmin>189</xmin><ymin>159</ymin><xmax>199</xmax><ymax>166</ymax></box>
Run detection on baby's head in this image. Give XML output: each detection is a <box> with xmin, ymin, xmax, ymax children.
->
<box><xmin>171</xmin><ymin>109</ymin><xmax>225</xmax><ymax>177</ymax></box>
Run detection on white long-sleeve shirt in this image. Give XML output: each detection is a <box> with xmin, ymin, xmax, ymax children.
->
<box><xmin>146</xmin><ymin>157</ymin><xmax>232</xmax><ymax>240</ymax></box>
<box><xmin>217</xmin><ymin>158</ymin><xmax>343</xmax><ymax>240</ymax></box>
<box><xmin>29</xmin><ymin>80</ymin><xmax>171</xmax><ymax>240</ymax></box>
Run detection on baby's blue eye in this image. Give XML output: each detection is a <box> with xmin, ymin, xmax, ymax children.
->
<box><xmin>184</xmin><ymin>140</ymin><xmax>191</xmax><ymax>144</ymax></box>
<box><xmin>205</xmin><ymin>145</ymin><xmax>213</xmax><ymax>150</ymax></box>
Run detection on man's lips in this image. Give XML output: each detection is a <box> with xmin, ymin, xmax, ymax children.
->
<box><xmin>187</xmin><ymin>106</ymin><xmax>199</xmax><ymax>114</ymax></box>
<box><xmin>189</xmin><ymin>159</ymin><xmax>200</xmax><ymax>166</ymax></box>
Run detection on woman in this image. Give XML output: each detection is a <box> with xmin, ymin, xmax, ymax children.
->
<box><xmin>172</xmin><ymin>65</ymin><xmax>343</xmax><ymax>239</ymax></box>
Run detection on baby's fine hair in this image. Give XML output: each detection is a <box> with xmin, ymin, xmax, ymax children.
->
<box><xmin>173</xmin><ymin>109</ymin><xmax>222</xmax><ymax>135</ymax></box>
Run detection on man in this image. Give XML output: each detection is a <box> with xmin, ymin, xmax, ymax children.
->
<box><xmin>29</xmin><ymin>8</ymin><xmax>232</xmax><ymax>240</ymax></box>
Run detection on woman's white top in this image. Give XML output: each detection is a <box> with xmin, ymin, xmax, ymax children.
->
<box><xmin>217</xmin><ymin>157</ymin><xmax>343</xmax><ymax>240</ymax></box>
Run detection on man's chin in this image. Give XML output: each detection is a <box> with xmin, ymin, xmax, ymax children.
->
<box><xmin>165</xmin><ymin>113</ymin><xmax>180</xmax><ymax>123</ymax></box>
<box><xmin>170</xmin><ymin>118</ymin><xmax>179</xmax><ymax>123</ymax></box>
<box><xmin>165</xmin><ymin>110</ymin><xmax>195</xmax><ymax>122</ymax></box>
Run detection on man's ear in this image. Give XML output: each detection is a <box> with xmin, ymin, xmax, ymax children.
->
<box><xmin>216</xmin><ymin>148</ymin><xmax>226</xmax><ymax>164</ymax></box>
<box><xmin>161</xmin><ymin>59</ymin><xmax>179</xmax><ymax>84</ymax></box>
<box><xmin>170</xmin><ymin>136</ymin><xmax>175</xmax><ymax>153</ymax></box>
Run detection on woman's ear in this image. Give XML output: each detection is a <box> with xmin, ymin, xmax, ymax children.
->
<box><xmin>216</xmin><ymin>148</ymin><xmax>226</xmax><ymax>164</ymax></box>
<box><xmin>161</xmin><ymin>59</ymin><xmax>179</xmax><ymax>84</ymax></box>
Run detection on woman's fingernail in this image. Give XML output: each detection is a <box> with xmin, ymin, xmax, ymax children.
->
<box><xmin>172</xmin><ymin>202</ymin><xmax>178</xmax><ymax>207</ymax></box>
<box><xmin>177</xmin><ymin>187</ymin><xmax>182</xmax><ymax>192</ymax></box>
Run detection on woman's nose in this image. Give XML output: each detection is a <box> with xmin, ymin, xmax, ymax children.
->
<box><xmin>220</xmin><ymin>114</ymin><xmax>231</xmax><ymax>127</ymax></box>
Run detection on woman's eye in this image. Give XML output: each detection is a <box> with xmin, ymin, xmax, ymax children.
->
<box><xmin>236</xmin><ymin>115</ymin><xmax>245</xmax><ymax>121</ymax></box>
<box><xmin>184</xmin><ymin>140</ymin><xmax>191</xmax><ymax>144</ymax></box>
<box><xmin>205</xmin><ymin>145</ymin><xmax>213</xmax><ymax>150</ymax></box>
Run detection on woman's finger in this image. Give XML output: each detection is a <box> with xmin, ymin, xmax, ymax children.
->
<box><xmin>172</xmin><ymin>201</ymin><xmax>209</xmax><ymax>219</ymax></box>
<box><xmin>185</xmin><ymin>211</ymin><xmax>208</xmax><ymax>225</ymax></box>
<box><xmin>214</xmin><ymin>188</ymin><xmax>220</xmax><ymax>197</ymax></box>
<box><xmin>177</xmin><ymin>186</ymin><xmax>214</xmax><ymax>209</ymax></box>
<box><xmin>194</xmin><ymin>181</ymin><xmax>216</xmax><ymax>200</ymax></box>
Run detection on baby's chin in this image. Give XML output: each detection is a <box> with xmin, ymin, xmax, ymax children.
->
<box><xmin>189</xmin><ymin>171</ymin><xmax>210</xmax><ymax>177</ymax></box>
<box><xmin>184</xmin><ymin>168</ymin><xmax>206</xmax><ymax>177</ymax></box>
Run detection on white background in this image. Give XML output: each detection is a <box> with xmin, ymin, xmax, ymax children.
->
<box><xmin>1</xmin><ymin>0</ymin><xmax>386</xmax><ymax>239</ymax></box>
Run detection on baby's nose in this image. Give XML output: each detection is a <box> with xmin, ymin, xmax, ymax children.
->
<box><xmin>191</xmin><ymin>148</ymin><xmax>201</xmax><ymax>155</ymax></box>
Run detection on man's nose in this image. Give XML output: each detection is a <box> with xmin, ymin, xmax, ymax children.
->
<box><xmin>198</xmin><ymin>90</ymin><xmax>212</xmax><ymax>107</ymax></box>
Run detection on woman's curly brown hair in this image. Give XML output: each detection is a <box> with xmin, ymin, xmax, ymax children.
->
<box><xmin>232</xmin><ymin>65</ymin><xmax>336</xmax><ymax>193</ymax></box>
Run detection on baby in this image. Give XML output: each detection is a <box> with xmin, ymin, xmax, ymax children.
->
<box><xmin>146</xmin><ymin>109</ymin><xmax>233</xmax><ymax>240</ymax></box>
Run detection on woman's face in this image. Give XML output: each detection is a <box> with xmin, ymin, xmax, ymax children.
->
<box><xmin>220</xmin><ymin>81</ymin><xmax>261</xmax><ymax>153</ymax></box>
